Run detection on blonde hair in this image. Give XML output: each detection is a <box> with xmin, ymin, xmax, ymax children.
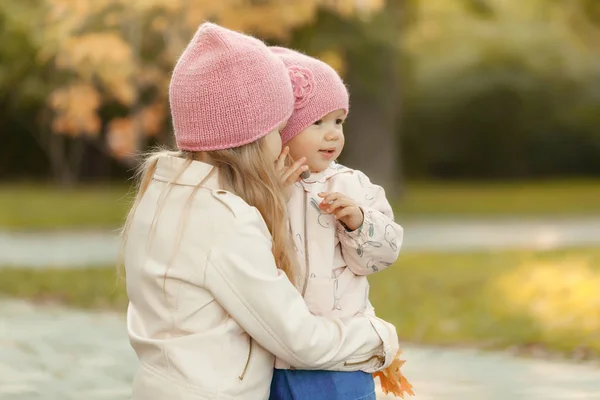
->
<box><xmin>118</xmin><ymin>138</ymin><xmax>298</xmax><ymax>286</ymax></box>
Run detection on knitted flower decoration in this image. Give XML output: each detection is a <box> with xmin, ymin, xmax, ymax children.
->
<box><xmin>288</xmin><ymin>65</ymin><xmax>315</xmax><ymax>110</ymax></box>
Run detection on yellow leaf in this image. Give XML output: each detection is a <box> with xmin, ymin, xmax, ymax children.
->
<box><xmin>48</xmin><ymin>83</ymin><xmax>101</xmax><ymax>137</ymax></box>
<box><xmin>107</xmin><ymin>117</ymin><xmax>136</xmax><ymax>159</ymax></box>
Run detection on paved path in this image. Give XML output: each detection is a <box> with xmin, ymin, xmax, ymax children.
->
<box><xmin>1</xmin><ymin>300</ymin><xmax>599</xmax><ymax>400</ymax></box>
<box><xmin>1</xmin><ymin>217</ymin><xmax>600</xmax><ymax>268</ymax></box>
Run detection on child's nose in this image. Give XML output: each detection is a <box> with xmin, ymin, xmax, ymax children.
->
<box><xmin>325</xmin><ymin>129</ymin><xmax>340</xmax><ymax>141</ymax></box>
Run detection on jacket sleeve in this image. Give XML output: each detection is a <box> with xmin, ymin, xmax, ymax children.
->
<box><xmin>337</xmin><ymin>170</ymin><xmax>404</xmax><ymax>276</ymax></box>
<box><xmin>204</xmin><ymin>208</ymin><xmax>399</xmax><ymax>373</ymax></box>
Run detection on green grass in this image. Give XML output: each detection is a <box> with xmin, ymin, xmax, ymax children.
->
<box><xmin>395</xmin><ymin>179</ymin><xmax>600</xmax><ymax>219</ymax></box>
<box><xmin>2</xmin><ymin>180</ymin><xmax>600</xmax><ymax>229</ymax></box>
<box><xmin>0</xmin><ymin>184</ymin><xmax>133</xmax><ymax>229</ymax></box>
<box><xmin>0</xmin><ymin>267</ymin><xmax>128</xmax><ymax>310</ymax></box>
<box><xmin>370</xmin><ymin>246</ymin><xmax>600</xmax><ymax>358</ymax></box>
<box><xmin>2</xmin><ymin>247</ymin><xmax>600</xmax><ymax>357</ymax></box>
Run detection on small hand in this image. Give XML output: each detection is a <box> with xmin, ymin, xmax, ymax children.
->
<box><xmin>318</xmin><ymin>191</ymin><xmax>364</xmax><ymax>231</ymax></box>
<box><xmin>275</xmin><ymin>147</ymin><xmax>308</xmax><ymax>187</ymax></box>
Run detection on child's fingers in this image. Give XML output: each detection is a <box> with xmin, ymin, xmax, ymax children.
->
<box><xmin>319</xmin><ymin>192</ymin><xmax>356</xmax><ymax>210</ymax></box>
<box><xmin>285</xmin><ymin>164</ymin><xmax>309</xmax><ymax>185</ymax></box>
<box><xmin>325</xmin><ymin>198</ymin><xmax>354</xmax><ymax>213</ymax></box>
<box><xmin>291</xmin><ymin>156</ymin><xmax>307</xmax><ymax>173</ymax></box>
<box><xmin>333</xmin><ymin>205</ymin><xmax>357</xmax><ymax>219</ymax></box>
<box><xmin>318</xmin><ymin>192</ymin><xmax>344</xmax><ymax>206</ymax></box>
<box><xmin>282</xmin><ymin>157</ymin><xmax>307</xmax><ymax>181</ymax></box>
<box><xmin>275</xmin><ymin>147</ymin><xmax>289</xmax><ymax>171</ymax></box>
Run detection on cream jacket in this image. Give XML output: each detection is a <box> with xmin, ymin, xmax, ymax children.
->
<box><xmin>124</xmin><ymin>155</ymin><xmax>399</xmax><ymax>400</ymax></box>
<box><xmin>274</xmin><ymin>163</ymin><xmax>403</xmax><ymax>370</ymax></box>
<box><xmin>288</xmin><ymin>162</ymin><xmax>403</xmax><ymax>316</ymax></box>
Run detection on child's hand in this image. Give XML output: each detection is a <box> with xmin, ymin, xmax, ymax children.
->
<box><xmin>275</xmin><ymin>147</ymin><xmax>308</xmax><ymax>196</ymax></box>
<box><xmin>318</xmin><ymin>192</ymin><xmax>364</xmax><ymax>231</ymax></box>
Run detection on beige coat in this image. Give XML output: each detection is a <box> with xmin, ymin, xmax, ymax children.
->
<box><xmin>124</xmin><ymin>155</ymin><xmax>399</xmax><ymax>400</ymax></box>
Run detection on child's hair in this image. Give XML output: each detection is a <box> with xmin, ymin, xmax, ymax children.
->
<box><xmin>118</xmin><ymin>137</ymin><xmax>299</xmax><ymax>286</ymax></box>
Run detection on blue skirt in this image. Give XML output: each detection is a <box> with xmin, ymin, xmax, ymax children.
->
<box><xmin>269</xmin><ymin>369</ymin><xmax>376</xmax><ymax>400</ymax></box>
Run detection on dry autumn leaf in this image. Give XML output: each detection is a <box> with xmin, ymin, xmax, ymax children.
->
<box><xmin>373</xmin><ymin>350</ymin><xmax>415</xmax><ymax>398</ymax></box>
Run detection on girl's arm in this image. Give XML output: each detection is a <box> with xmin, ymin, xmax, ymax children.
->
<box><xmin>203</xmin><ymin>206</ymin><xmax>399</xmax><ymax>372</ymax></box>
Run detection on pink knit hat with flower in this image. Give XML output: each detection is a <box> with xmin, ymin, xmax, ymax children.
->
<box><xmin>169</xmin><ymin>23</ymin><xmax>294</xmax><ymax>151</ymax></box>
<box><xmin>270</xmin><ymin>47</ymin><xmax>349</xmax><ymax>144</ymax></box>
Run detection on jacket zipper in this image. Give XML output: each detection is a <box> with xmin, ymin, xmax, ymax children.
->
<box><xmin>301</xmin><ymin>191</ymin><xmax>311</xmax><ymax>296</ymax></box>
<box><xmin>343</xmin><ymin>354</ymin><xmax>385</xmax><ymax>367</ymax></box>
<box><xmin>238</xmin><ymin>337</ymin><xmax>253</xmax><ymax>381</ymax></box>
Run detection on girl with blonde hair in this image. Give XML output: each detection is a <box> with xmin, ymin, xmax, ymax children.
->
<box><xmin>121</xmin><ymin>23</ymin><xmax>399</xmax><ymax>400</ymax></box>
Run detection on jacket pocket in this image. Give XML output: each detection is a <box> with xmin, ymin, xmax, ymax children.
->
<box><xmin>303</xmin><ymin>277</ymin><xmax>335</xmax><ymax>316</ymax></box>
<box><xmin>340</xmin><ymin>354</ymin><xmax>386</xmax><ymax>374</ymax></box>
<box><xmin>238</xmin><ymin>336</ymin><xmax>253</xmax><ymax>381</ymax></box>
<box><xmin>343</xmin><ymin>354</ymin><xmax>385</xmax><ymax>368</ymax></box>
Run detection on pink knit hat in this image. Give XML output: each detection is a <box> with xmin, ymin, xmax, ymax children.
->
<box><xmin>169</xmin><ymin>23</ymin><xmax>294</xmax><ymax>151</ymax></box>
<box><xmin>270</xmin><ymin>47</ymin><xmax>349</xmax><ymax>144</ymax></box>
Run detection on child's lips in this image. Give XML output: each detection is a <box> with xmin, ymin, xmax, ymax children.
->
<box><xmin>318</xmin><ymin>148</ymin><xmax>336</xmax><ymax>158</ymax></box>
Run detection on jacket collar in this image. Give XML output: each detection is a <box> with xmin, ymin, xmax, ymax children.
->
<box><xmin>300</xmin><ymin>162</ymin><xmax>351</xmax><ymax>188</ymax></box>
<box><xmin>153</xmin><ymin>154</ymin><xmax>219</xmax><ymax>189</ymax></box>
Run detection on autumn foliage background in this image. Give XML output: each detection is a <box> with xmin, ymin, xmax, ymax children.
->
<box><xmin>2</xmin><ymin>0</ymin><xmax>600</xmax><ymax>187</ymax></box>
<box><xmin>1</xmin><ymin>0</ymin><xmax>600</xmax><ymax>374</ymax></box>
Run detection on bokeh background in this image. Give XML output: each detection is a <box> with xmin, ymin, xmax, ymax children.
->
<box><xmin>1</xmin><ymin>1</ymin><xmax>600</xmax><ymax>399</ymax></box>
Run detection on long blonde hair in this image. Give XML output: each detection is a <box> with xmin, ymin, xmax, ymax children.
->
<box><xmin>118</xmin><ymin>138</ymin><xmax>298</xmax><ymax>285</ymax></box>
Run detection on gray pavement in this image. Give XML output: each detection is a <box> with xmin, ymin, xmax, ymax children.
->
<box><xmin>0</xmin><ymin>300</ymin><xmax>599</xmax><ymax>400</ymax></box>
<box><xmin>2</xmin><ymin>217</ymin><xmax>600</xmax><ymax>268</ymax></box>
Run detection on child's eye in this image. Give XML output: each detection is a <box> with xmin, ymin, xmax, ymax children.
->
<box><xmin>336</xmin><ymin>119</ymin><xmax>344</xmax><ymax>125</ymax></box>
<box><xmin>314</xmin><ymin>120</ymin><xmax>323</xmax><ymax>126</ymax></box>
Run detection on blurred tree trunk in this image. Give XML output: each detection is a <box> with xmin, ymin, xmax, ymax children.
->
<box><xmin>44</xmin><ymin>132</ymin><xmax>83</xmax><ymax>187</ymax></box>
<box><xmin>343</xmin><ymin>0</ymin><xmax>405</xmax><ymax>195</ymax></box>
<box><xmin>344</xmin><ymin>47</ymin><xmax>399</xmax><ymax>193</ymax></box>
